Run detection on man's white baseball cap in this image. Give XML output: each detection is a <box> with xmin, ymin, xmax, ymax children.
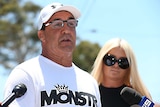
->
<box><xmin>38</xmin><ymin>2</ymin><xmax>81</xmax><ymax>30</ymax></box>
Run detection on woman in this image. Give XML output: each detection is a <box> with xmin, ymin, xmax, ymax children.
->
<box><xmin>91</xmin><ymin>38</ymin><xmax>152</xmax><ymax>107</ymax></box>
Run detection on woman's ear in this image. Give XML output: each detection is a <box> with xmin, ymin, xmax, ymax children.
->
<box><xmin>37</xmin><ymin>30</ymin><xmax>45</xmax><ymax>42</ymax></box>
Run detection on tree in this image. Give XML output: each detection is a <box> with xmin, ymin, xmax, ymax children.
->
<box><xmin>73</xmin><ymin>41</ymin><xmax>101</xmax><ymax>72</ymax></box>
<box><xmin>0</xmin><ymin>0</ymin><xmax>41</xmax><ymax>70</ymax></box>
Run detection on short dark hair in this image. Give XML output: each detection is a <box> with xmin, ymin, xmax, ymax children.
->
<box><xmin>40</xmin><ymin>24</ymin><xmax>45</xmax><ymax>30</ymax></box>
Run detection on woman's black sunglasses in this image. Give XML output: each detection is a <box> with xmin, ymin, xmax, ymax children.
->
<box><xmin>103</xmin><ymin>54</ymin><xmax>129</xmax><ymax>69</ymax></box>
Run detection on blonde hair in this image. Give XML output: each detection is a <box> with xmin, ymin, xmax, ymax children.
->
<box><xmin>91</xmin><ymin>38</ymin><xmax>152</xmax><ymax>99</ymax></box>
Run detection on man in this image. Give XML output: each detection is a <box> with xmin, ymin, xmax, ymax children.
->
<box><xmin>3</xmin><ymin>2</ymin><xmax>101</xmax><ymax>107</ymax></box>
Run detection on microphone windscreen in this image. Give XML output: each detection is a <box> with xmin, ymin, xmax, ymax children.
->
<box><xmin>120</xmin><ymin>87</ymin><xmax>142</xmax><ymax>105</ymax></box>
<box><xmin>12</xmin><ymin>83</ymin><xmax>27</xmax><ymax>98</ymax></box>
<box><xmin>1</xmin><ymin>84</ymin><xmax>27</xmax><ymax>107</ymax></box>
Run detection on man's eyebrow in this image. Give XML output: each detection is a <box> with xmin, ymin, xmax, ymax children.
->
<box><xmin>52</xmin><ymin>18</ymin><xmax>61</xmax><ymax>21</ymax></box>
<box><xmin>68</xmin><ymin>17</ymin><xmax>75</xmax><ymax>19</ymax></box>
<box><xmin>52</xmin><ymin>17</ymin><xmax>75</xmax><ymax>21</ymax></box>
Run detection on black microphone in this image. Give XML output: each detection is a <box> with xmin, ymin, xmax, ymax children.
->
<box><xmin>120</xmin><ymin>87</ymin><xmax>154</xmax><ymax>107</ymax></box>
<box><xmin>1</xmin><ymin>83</ymin><xmax>27</xmax><ymax>107</ymax></box>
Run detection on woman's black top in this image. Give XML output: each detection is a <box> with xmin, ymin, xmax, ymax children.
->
<box><xmin>99</xmin><ymin>84</ymin><xmax>130</xmax><ymax>107</ymax></box>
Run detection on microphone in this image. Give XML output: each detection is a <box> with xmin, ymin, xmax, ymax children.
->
<box><xmin>1</xmin><ymin>83</ymin><xmax>27</xmax><ymax>107</ymax></box>
<box><xmin>120</xmin><ymin>87</ymin><xmax>154</xmax><ymax>107</ymax></box>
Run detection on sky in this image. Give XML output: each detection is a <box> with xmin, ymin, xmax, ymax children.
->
<box><xmin>0</xmin><ymin>0</ymin><xmax>160</xmax><ymax>103</ymax></box>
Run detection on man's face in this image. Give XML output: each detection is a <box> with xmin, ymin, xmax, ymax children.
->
<box><xmin>38</xmin><ymin>11</ymin><xmax>77</xmax><ymax>57</ymax></box>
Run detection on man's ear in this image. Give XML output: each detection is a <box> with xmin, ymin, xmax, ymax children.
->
<box><xmin>37</xmin><ymin>30</ymin><xmax>45</xmax><ymax>42</ymax></box>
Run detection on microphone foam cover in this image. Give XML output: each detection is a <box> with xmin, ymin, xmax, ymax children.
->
<box><xmin>120</xmin><ymin>87</ymin><xmax>142</xmax><ymax>105</ymax></box>
<box><xmin>12</xmin><ymin>83</ymin><xmax>27</xmax><ymax>98</ymax></box>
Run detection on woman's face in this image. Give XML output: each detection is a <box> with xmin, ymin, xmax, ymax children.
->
<box><xmin>102</xmin><ymin>47</ymin><xmax>129</xmax><ymax>83</ymax></box>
